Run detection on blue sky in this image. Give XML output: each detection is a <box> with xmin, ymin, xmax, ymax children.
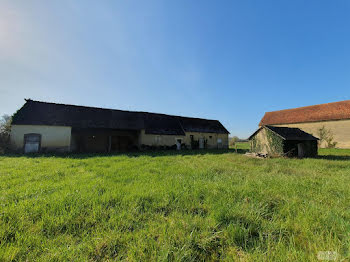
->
<box><xmin>1</xmin><ymin>1</ymin><xmax>349</xmax><ymax>138</ymax></box>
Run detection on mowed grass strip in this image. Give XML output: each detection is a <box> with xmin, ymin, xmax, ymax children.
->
<box><xmin>0</xmin><ymin>148</ymin><xmax>350</xmax><ymax>261</ymax></box>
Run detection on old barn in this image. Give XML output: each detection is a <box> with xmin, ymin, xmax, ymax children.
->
<box><xmin>10</xmin><ymin>100</ymin><xmax>229</xmax><ymax>153</ymax></box>
<box><xmin>249</xmin><ymin>125</ymin><xmax>318</xmax><ymax>158</ymax></box>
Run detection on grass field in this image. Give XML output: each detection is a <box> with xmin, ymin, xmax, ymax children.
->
<box><xmin>1</xmin><ymin>145</ymin><xmax>350</xmax><ymax>261</ymax></box>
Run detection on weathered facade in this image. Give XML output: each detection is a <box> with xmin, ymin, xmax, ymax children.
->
<box><xmin>10</xmin><ymin>100</ymin><xmax>229</xmax><ymax>153</ymax></box>
<box><xmin>249</xmin><ymin>126</ymin><xmax>318</xmax><ymax>158</ymax></box>
<box><xmin>11</xmin><ymin>125</ymin><xmax>72</xmax><ymax>152</ymax></box>
<box><xmin>259</xmin><ymin>100</ymin><xmax>350</xmax><ymax>148</ymax></box>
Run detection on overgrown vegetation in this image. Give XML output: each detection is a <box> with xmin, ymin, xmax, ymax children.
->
<box><xmin>1</xmin><ymin>148</ymin><xmax>350</xmax><ymax>261</ymax></box>
<box><xmin>265</xmin><ymin>128</ymin><xmax>284</xmax><ymax>155</ymax></box>
<box><xmin>317</xmin><ymin>126</ymin><xmax>338</xmax><ymax>148</ymax></box>
<box><xmin>250</xmin><ymin>129</ymin><xmax>284</xmax><ymax>156</ymax></box>
<box><xmin>250</xmin><ymin>136</ymin><xmax>261</xmax><ymax>152</ymax></box>
<box><xmin>0</xmin><ymin>115</ymin><xmax>11</xmax><ymax>154</ymax></box>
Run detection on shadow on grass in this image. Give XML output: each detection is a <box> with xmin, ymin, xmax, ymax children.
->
<box><xmin>2</xmin><ymin>148</ymin><xmax>250</xmax><ymax>159</ymax></box>
<box><xmin>315</xmin><ymin>155</ymin><xmax>350</xmax><ymax>161</ymax></box>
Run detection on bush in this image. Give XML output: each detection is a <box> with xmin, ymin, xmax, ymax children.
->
<box><xmin>317</xmin><ymin>126</ymin><xmax>337</xmax><ymax>148</ymax></box>
<box><xmin>0</xmin><ymin>115</ymin><xmax>11</xmax><ymax>154</ymax></box>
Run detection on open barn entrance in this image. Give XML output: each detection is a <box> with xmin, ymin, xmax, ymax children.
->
<box><xmin>71</xmin><ymin>128</ymin><xmax>139</xmax><ymax>153</ymax></box>
<box><xmin>297</xmin><ymin>143</ymin><xmax>305</xmax><ymax>158</ymax></box>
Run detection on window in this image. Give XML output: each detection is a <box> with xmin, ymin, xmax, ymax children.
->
<box><xmin>24</xmin><ymin>134</ymin><xmax>41</xmax><ymax>153</ymax></box>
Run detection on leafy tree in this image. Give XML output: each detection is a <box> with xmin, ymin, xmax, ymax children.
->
<box><xmin>229</xmin><ymin>136</ymin><xmax>239</xmax><ymax>147</ymax></box>
<box><xmin>0</xmin><ymin>115</ymin><xmax>12</xmax><ymax>153</ymax></box>
<box><xmin>317</xmin><ymin>126</ymin><xmax>337</xmax><ymax>148</ymax></box>
<box><xmin>0</xmin><ymin>115</ymin><xmax>11</xmax><ymax>134</ymax></box>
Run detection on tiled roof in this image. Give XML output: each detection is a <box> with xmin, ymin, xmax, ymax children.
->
<box><xmin>260</xmin><ymin>100</ymin><xmax>350</xmax><ymax>126</ymax></box>
<box><xmin>12</xmin><ymin>100</ymin><xmax>229</xmax><ymax>135</ymax></box>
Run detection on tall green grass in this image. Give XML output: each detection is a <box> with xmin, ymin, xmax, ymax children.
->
<box><xmin>0</xmin><ymin>148</ymin><xmax>350</xmax><ymax>261</ymax></box>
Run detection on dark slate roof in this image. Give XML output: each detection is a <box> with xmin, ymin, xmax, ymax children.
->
<box><xmin>144</xmin><ymin>113</ymin><xmax>186</xmax><ymax>136</ymax></box>
<box><xmin>12</xmin><ymin>100</ymin><xmax>229</xmax><ymax>135</ymax></box>
<box><xmin>176</xmin><ymin>117</ymin><xmax>228</xmax><ymax>134</ymax></box>
<box><xmin>249</xmin><ymin>126</ymin><xmax>319</xmax><ymax>141</ymax></box>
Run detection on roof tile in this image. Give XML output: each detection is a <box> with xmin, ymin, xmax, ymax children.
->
<box><xmin>260</xmin><ymin>100</ymin><xmax>350</xmax><ymax>126</ymax></box>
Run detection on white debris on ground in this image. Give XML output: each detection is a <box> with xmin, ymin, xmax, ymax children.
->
<box><xmin>244</xmin><ymin>152</ymin><xmax>268</xmax><ymax>159</ymax></box>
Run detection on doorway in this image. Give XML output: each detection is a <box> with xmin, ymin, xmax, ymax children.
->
<box><xmin>297</xmin><ymin>143</ymin><xmax>305</xmax><ymax>158</ymax></box>
<box><xmin>217</xmin><ymin>138</ymin><xmax>223</xmax><ymax>149</ymax></box>
<box><xmin>176</xmin><ymin>139</ymin><xmax>182</xmax><ymax>150</ymax></box>
<box><xmin>111</xmin><ymin>135</ymin><xmax>133</xmax><ymax>151</ymax></box>
<box><xmin>24</xmin><ymin>134</ymin><xmax>41</xmax><ymax>153</ymax></box>
<box><xmin>199</xmin><ymin>138</ymin><xmax>204</xmax><ymax>149</ymax></box>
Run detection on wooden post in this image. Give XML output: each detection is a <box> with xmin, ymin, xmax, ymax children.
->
<box><xmin>235</xmin><ymin>144</ymin><xmax>237</xmax><ymax>153</ymax></box>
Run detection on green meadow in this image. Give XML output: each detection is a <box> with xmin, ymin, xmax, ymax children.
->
<box><xmin>1</xmin><ymin>145</ymin><xmax>350</xmax><ymax>261</ymax></box>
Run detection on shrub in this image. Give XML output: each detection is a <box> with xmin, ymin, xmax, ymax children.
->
<box><xmin>0</xmin><ymin>115</ymin><xmax>11</xmax><ymax>154</ymax></box>
<box><xmin>317</xmin><ymin>126</ymin><xmax>337</xmax><ymax>148</ymax></box>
